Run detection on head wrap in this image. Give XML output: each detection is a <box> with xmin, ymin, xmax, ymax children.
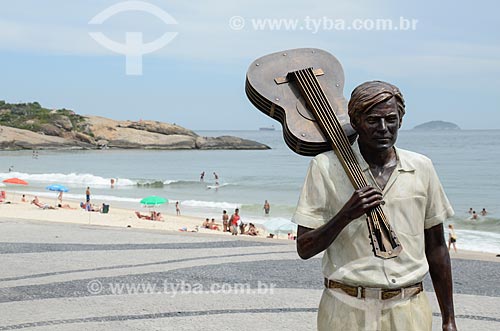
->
<box><xmin>348</xmin><ymin>81</ymin><xmax>405</xmax><ymax>124</ymax></box>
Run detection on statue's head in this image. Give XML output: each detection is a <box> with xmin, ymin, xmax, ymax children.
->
<box><xmin>348</xmin><ymin>81</ymin><xmax>405</xmax><ymax>152</ymax></box>
<box><xmin>348</xmin><ymin>81</ymin><xmax>405</xmax><ymax>127</ymax></box>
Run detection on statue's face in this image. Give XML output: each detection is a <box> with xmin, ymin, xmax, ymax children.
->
<box><xmin>353</xmin><ymin>97</ymin><xmax>402</xmax><ymax>152</ymax></box>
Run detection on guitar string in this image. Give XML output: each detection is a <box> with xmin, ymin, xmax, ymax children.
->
<box><xmin>296</xmin><ymin>69</ymin><xmax>392</xmax><ymax>239</ymax></box>
<box><xmin>302</xmin><ymin>69</ymin><xmax>390</xmax><ymax>231</ymax></box>
<box><xmin>299</xmin><ymin>69</ymin><xmax>393</xmax><ymax>242</ymax></box>
<box><xmin>302</xmin><ymin>69</ymin><xmax>367</xmax><ymax>187</ymax></box>
<box><xmin>296</xmin><ymin>70</ymin><xmax>371</xmax><ymax>195</ymax></box>
<box><xmin>297</xmin><ymin>70</ymin><xmax>384</xmax><ymax>232</ymax></box>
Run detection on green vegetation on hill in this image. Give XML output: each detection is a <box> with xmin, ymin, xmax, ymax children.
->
<box><xmin>0</xmin><ymin>100</ymin><xmax>87</xmax><ymax>133</ymax></box>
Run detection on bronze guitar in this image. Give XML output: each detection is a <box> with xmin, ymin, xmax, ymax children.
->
<box><xmin>246</xmin><ymin>48</ymin><xmax>402</xmax><ymax>259</ymax></box>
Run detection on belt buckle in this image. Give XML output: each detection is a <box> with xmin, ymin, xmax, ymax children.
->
<box><xmin>364</xmin><ymin>287</ymin><xmax>382</xmax><ymax>300</ymax></box>
<box><xmin>356</xmin><ymin>286</ymin><xmax>363</xmax><ymax>299</ymax></box>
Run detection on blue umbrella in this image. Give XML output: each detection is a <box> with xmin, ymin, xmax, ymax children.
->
<box><xmin>46</xmin><ymin>184</ymin><xmax>69</xmax><ymax>206</ymax></box>
<box><xmin>46</xmin><ymin>184</ymin><xmax>69</xmax><ymax>192</ymax></box>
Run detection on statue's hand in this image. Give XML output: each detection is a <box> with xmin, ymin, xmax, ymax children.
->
<box><xmin>442</xmin><ymin>320</ymin><xmax>457</xmax><ymax>331</ymax></box>
<box><xmin>339</xmin><ymin>186</ymin><xmax>382</xmax><ymax>221</ymax></box>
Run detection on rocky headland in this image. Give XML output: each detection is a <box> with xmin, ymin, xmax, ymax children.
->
<box><xmin>0</xmin><ymin>101</ymin><xmax>270</xmax><ymax>150</ymax></box>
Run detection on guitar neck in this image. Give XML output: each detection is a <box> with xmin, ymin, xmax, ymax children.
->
<box><xmin>290</xmin><ymin>67</ymin><xmax>402</xmax><ymax>259</ymax></box>
<box><xmin>290</xmin><ymin>68</ymin><xmax>366</xmax><ymax>190</ymax></box>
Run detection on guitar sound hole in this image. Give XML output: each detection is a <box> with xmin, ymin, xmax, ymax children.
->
<box><xmin>296</xmin><ymin>96</ymin><xmax>316</xmax><ymax>122</ymax></box>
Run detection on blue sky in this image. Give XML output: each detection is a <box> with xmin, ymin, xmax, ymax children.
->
<box><xmin>0</xmin><ymin>0</ymin><xmax>498</xmax><ymax>130</ymax></box>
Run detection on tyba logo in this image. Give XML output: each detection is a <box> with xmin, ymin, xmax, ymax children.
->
<box><xmin>89</xmin><ymin>1</ymin><xmax>178</xmax><ymax>75</ymax></box>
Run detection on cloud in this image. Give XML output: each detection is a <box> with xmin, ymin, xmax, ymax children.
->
<box><xmin>348</xmin><ymin>41</ymin><xmax>500</xmax><ymax>81</ymax></box>
<box><xmin>0</xmin><ymin>19</ymin><xmax>108</xmax><ymax>55</ymax></box>
<box><xmin>0</xmin><ymin>0</ymin><xmax>381</xmax><ymax>59</ymax></box>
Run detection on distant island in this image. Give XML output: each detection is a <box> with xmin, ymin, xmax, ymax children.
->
<box><xmin>0</xmin><ymin>101</ymin><xmax>270</xmax><ymax>150</ymax></box>
<box><xmin>259</xmin><ymin>125</ymin><xmax>275</xmax><ymax>131</ymax></box>
<box><xmin>413</xmin><ymin>120</ymin><xmax>460</xmax><ymax>131</ymax></box>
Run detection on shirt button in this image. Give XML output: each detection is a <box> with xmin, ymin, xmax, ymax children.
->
<box><xmin>391</xmin><ymin>279</ymin><xmax>396</xmax><ymax>283</ymax></box>
<box><xmin>381</xmin><ymin>200</ymin><xmax>386</xmax><ymax>205</ymax></box>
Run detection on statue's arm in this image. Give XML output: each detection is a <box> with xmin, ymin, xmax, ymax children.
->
<box><xmin>425</xmin><ymin>224</ymin><xmax>457</xmax><ymax>331</ymax></box>
<box><xmin>296</xmin><ymin>186</ymin><xmax>382</xmax><ymax>259</ymax></box>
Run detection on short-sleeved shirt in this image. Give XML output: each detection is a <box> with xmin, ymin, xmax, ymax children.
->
<box><xmin>292</xmin><ymin>142</ymin><xmax>454</xmax><ymax>289</ymax></box>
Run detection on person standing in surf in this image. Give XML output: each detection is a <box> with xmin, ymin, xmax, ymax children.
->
<box><xmin>263</xmin><ymin>200</ymin><xmax>271</xmax><ymax>215</ymax></box>
<box><xmin>448</xmin><ymin>224</ymin><xmax>457</xmax><ymax>253</ymax></box>
<box><xmin>85</xmin><ymin>187</ymin><xmax>91</xmax><ymax>209</ymax></box>
<box><xmin>175</xmin><ymin>201</ymin><xmax>181</xmax><ymax>216</ymax></box>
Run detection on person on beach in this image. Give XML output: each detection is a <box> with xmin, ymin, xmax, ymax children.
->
<box><xmin>110</xmin><ymin>178</ymin><xmax>115</xmax><ymax>188</ymax></box>
<box><xmin>31</xmin><ymin>198</ymin><xmax>56</xmax><ymax>210</ymax></box>
<box><xmin>200</xmin><ymin>171</ymin><xmax>205</xmax><ymax>182</ymax></box>
<box><xmin>468</xmin><ymin>207</ymin><xmax>473</xmax><ymax>214</ymax></box>
<box><xmin>85</xmin><ymin>187</ymin><xmax>91</xmax><ymax>204</ymax></box>
<box><xmin>222</xmin><ymin>210</ymin><xmax>229</xmax><ymax>232</ymax></box>
<box><xmin>210</xmin><ymin>218</ymin><xmax>220</xmax><ymax>231</ymax></box>
<box><xmin>150</xmin><ymin>211</ymin><xmax>158</xmax><ymax>221</ymax></box>
<box><xmin>239</xmin><ymin>219</ymin><xmax>246</xmax><ymax>234</ymax></box>
<box><xmin>135</xmin><ymin>211</ymin><xmax>151</xmax><ymax>220</ymax></box>
<box><xmin>447</xmin><ymin>224</ymin><xmax>457</xmax><ymax>253</ymax></box>
<box><xmin>480</xmin><ymin>208</ymin><xmax>487</xmax><ymax>216</ymax></box>
<box><xmin>87</xmin><ymin>204</ymin><xmax>99</xmax><ymax>212</ymax></box>
<box><xmin>202</xmin><ymin>218</ymin><xmax>210</xmax><ymax>229</ymax></box>
<box><xmin>471</xmin><ymin>211</ymin><xmax>478</xmax><ymax>220</ymax></box>
<box><xmin>175</xmin><ymin>201</ymin><xmax>181</xmax><ymax>216</ymax></box>
<box><xmin>263</xmin><ymin>200</ymin><xmax>270</xmax><ymax>215</ymax></box>
<box><xmin>229</xmin><ymin>208</ymin><xmax>240</xmax><ymax>236</ymax></box>
<box><xmin>246</xmin><ymin>223</ymin><xmax>259</xmax><ymax>236</ymax></box>
<box><xmin>57</xmin><ymin>191</ymin><xmax>63</xmax><ymax>204</ymax></box>
<box><xmin>21</xmin><ymin>194</ymin><xmax>27</xmax><ymax>202</ymax></box>
<box><xmin>58</xmin><ymin>203</ymin><xmax>76</xmax><ymax>210</ymax></box>
<box><xmin>293</xmin><ymin>81</ymin><xmax>457</xmax><ymax>330</ymax></box>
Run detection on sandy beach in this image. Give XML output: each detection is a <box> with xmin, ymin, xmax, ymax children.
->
<box><xmin>0</xmin><ymin>192</ymin><xmax>282</xmax><ymax>241</ymax></box>
<box><xmin>1</xmin><ymin>191</ymin><xmax>497</xmax><ymax>262</ymax></box>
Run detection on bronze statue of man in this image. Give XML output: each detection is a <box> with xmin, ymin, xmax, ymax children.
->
<box><xmin>293</xmin><ymin>81</ymin><xmax>457</xmax><ymax>330</ymax></box>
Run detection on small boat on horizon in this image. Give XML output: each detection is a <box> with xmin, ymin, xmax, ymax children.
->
<box><xmin>259</xmin><ymin>125</ymin><xmax>276</xmax><ymax>131</ymax></box>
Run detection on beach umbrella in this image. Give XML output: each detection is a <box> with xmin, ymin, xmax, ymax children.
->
<box><xmin>140</xmin><ymin>196</ymin><xmax>167</xmax><ymax>221</ymax></box>
<box><xmin>140</xmin><ymin>196</ymin><xmax>168</xmax><ymax>206</ymax></box>
<box><xmin>261</xmin><ymin>219</ymin><xmax>297</xmax><ymax>237</ymax></box>
<box><xmin>2</xmin><ymin>178</ymin><xmax>28</xmax><ymax>185</ymax></box>
<box><xmin>46</xmin><ymin>184</ymin><xmax>69</xmax><ymax>206</ymax></box>
<box><xmin>45</xmin><ymin>184</ymin><xmax>69</xmax><ymax>192</ymax></box>
<box><xmin>1</xmin><ymin>178</ymin><xmax>28</xmax><ymax>202</ymax></box>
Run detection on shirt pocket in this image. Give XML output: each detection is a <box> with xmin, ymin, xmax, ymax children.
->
<box><xmin>389</xmin><ymin>196</ymin><xmax>426</xmax><ymax>236</ymax></box>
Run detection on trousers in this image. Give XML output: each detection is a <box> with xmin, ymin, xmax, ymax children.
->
<box><xmin>317</xmin><ymin>287</ymin><xmax>432</xmax><ymax>331</ymax></box>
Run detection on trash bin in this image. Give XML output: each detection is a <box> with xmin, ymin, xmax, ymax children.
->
<box><xmin>101</xmin><ymin>204</ymin><xmax>109</xmax><ymax>214</ymax></box>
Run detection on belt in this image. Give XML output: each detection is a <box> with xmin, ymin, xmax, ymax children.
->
<box><xmin>324</xmin><ymin>278</ymin><xmax>423</xmax><ymax>300</ymax></box>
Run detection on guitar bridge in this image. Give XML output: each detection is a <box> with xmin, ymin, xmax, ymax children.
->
<box><xmin>274</xmin><ymin>68</ymin><xmax>324</xmax><ymax>85</ymax></box>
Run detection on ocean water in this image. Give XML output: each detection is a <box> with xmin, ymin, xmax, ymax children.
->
<box><xmin>1</xmin><ymin>130</ymin><xmax>499</xmax><ymax>253</ymax></box>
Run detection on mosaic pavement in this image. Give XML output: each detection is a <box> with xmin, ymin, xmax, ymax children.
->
<box><xmin>0</xmin><ymin>218</ymin><xmax>499</xmax><ymax>330</ymax></box>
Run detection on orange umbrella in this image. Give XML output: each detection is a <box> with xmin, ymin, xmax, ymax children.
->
<box><xmin>2</xmin><ymin>178</ymin><xmax>28</xmax><ymax>185</ymax></box>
